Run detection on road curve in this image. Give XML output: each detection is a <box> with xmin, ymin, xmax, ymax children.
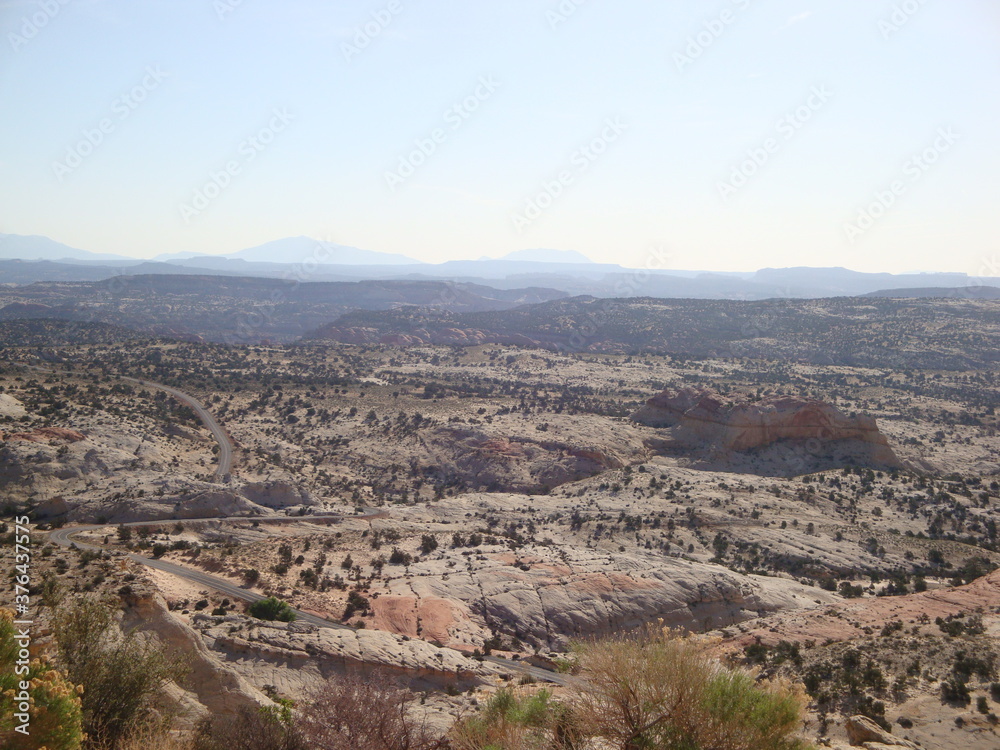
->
<box><xmin>123</xmin><ymin>377</ymin><xmax>234</xmax><ymax>482</ymax></box>
<box><xmin>20</xmin><ymin>365</ymin><xmax>233</xmax><ymax>483</ymax></box>
<box><xmin>47</xmin><ymin>520</ymin><xmax>567</xmax><ymax>685</ymax></box>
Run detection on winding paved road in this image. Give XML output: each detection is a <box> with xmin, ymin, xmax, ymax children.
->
<box><xmin>21</xmin><ymin>365</ymin><xmax>233</xmax><ymax>483</ymax></box>
<box><xmin>123</xmin><ymin>377</ymin><xmax>234</xmax><ymax>482</ymax></box>
<box><xmin>34</xmin><ymin>364</ymin><xmax>565</xmax><ymax>683</ymax></box>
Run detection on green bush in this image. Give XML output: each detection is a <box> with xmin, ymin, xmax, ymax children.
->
<box><xmin>454</xmin><ymin>626</ymin><xmax>814</xmax><ymax>750</ymax></box>
<box><xmin>0</xmin><ymin>609</ymin><xmax>83</xmax><ymax>750</ymax></box>
<box><xmin>53</xmin><ymin>596</ymin><xmax>185</xmax><ymax>749</ymax></box>
<box><xmin>452</xmin><ymin>687</ymin><xmax>575</xmax><ymax>750</ymax></box>
<box><xmin>248</xmin><ymin>596</ymin><xmax>297</xmax><ymax>622</ymax></box>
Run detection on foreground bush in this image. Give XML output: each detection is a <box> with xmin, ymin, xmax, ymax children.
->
<box><xmin>454</xmin><ymin>624</ymin><xmax>813</xmax><ymax>750</ymax></box>
<box><xmin>451</xmin><ymin>687</ymin><xmax>578</xmax><ymax>750</ymax></box>
<box><xmin>574</xmin><ymin>625</ymin><xmax>812</xmax><ymax>750</ymax></box>
<box><xmin>193</xmin><ymin>704</ymin><xmax>306</xmax><ymax>750</ymax></box>
<box><xmin>297</xmin><ymin>673</ymin><xmax>448</xmax><ymax>750</ymax></box>
<box><xmin>197</xmin><ymin>674</ymin><xmax>447</xmax><ymax>750</ymax></box>
<box><xmin>0</xmin><ymin>608</ymin><xmax>83</xmax><ymax>750</ymax></box>
<box><xmin>53</xmin><ymin>596</ymin><xmax>186</xmax><ymax>749</ymax></box>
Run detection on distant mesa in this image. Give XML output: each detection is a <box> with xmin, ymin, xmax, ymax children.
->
<box><xmin>632</xmin><ymin>386</ymin><xmax>902</xmax><ymax>475</ymax></box>
<box><xmin>497</xmin><ymin>248</ymin><xmax>594</xmax><ymax>264</ymax></box>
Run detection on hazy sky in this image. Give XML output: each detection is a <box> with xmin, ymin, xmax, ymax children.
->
<box><xmin>1</xmin><ymin>0</ymin><xmax>998</xmax><ymax>273</ymax></box>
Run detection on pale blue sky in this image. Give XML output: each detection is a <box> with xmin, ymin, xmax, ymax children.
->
<box><xmin>1</xmin><ymin>0</ymin><xmax>998</xmax><ymax>272</ymax></box>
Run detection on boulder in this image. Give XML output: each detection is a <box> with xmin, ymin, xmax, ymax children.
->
<box><xmin>844</xmin><ymin>715</ymin><xmax>917</xmax><ymax>748</ymax></box>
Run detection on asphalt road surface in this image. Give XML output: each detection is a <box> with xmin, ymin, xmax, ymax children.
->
<box><xmin>21</xmin><ymin>365</ymin><xmax>233</xmax><ymax>483</ymax></box>
<box><xmin>122</xmin><ymin>377</ymin><xmax>234</xmax><ymax>482</ymax></box>
<box><xmin>33</xmin><ymin>366</ymin><xmax>566</xmax><ymax>683</ymax></box>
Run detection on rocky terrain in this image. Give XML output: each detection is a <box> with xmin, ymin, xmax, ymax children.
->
<box><xmin>1</xmin><ymin>299</ymin><xmax>998</xmax><ymax>747</ymax></box>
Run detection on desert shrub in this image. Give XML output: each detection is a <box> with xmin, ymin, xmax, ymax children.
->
<box><xmin>389</xmin><ymin>548</ymin><xmax>413</xmax><ymax>565</ymax></box>
<box><xmin>248</xmin><ymin>597</ymin><xmax>296</xmax><ymax>622</ymax></box>
<box><xmin>838</xmin><ymin>582</ymin><xmax>864</xmax><ymax>598</ymax></box>
<box><xmin>297</xmin><ymin>673</ymin><xmax>448</xmax><ymax>749</ymax></box>
<box><xmin>451</xmin><ymin>687</ymin><xmax>575</xmax><ymax>750</ymax></box>
<box><xmin>936</xmin><ymin>613</ymin><xmax>986</xmax><ymax>637</ymax></box>
<box><xmin>941</xmin><ymin>676</ymin><xmax>971</xmax><ymax>704</ymax></box>
<box><xmin>420</xmin><ymin>535</ymin><xmax>438</xmax><ymax>555</ymax></box>
<box><xmin>194</xmin><ymin>704</ymin><xmax>306</xmax><ymax>750</ymax></box>
<box><xmin>119</xmin><ymin>724</ymin><xmax>200</xmax><ymax>750</ymax></box>
<box><xmin>700</xmin><ymin>669</ymin><xmax>811</xmax><ymax>750</ymax></box>
<box><xmin>571</xmin><ymin>625</ymin><xmax>813</xmax><ymax>750</ymax></box>
<box><xmin>53</xmin><ymin>596</ymin><xmax>186</xmax><ymax>749</ymax></box>
<box><xmin>0</xmin><ymin>609</ymin><xmax>84</xmax><ymax>750</ymax></box>
<box><xmin>342</xmin><ymin>590</ymin><xmax>370</xmax><ymax>620</ymax></box>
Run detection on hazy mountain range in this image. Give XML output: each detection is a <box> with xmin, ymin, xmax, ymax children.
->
<box><xmin>1</xmin><ymin>233</ymin><xmax>998</xmax><ymax>300</ymax></box>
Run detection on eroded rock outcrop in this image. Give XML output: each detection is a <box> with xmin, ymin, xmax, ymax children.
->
<box><xmin>1</xmin><ymin>426</ymin><xmax>86</xmax><ymax>443</ymax></box>
<box><xmin>632</xmin><ymin>387</ymin><xmax>900</xmax><ymax>473</ymax></box>
<box><xmin>845</xmin><ymin>715</ymin><xmax>918</xmax><ymax>748</ymax></box>
<box><xmin>195</xmin><ymin>614</ymin><xmax>502</xmax><ymax>695</ymax></box>
<box><xmin>372</xmin><ymin>540</ymin><xmax>837</xmax><ymax>650</ymax></box>
<box><xmin>122</xmin><ymin>586</ymin><xmax>268</xmax><ymax>723</ymax></box>
<box><xmin>419</xmin><ymin>423</ymin><xmax>646</xmax><ymax>493</ymax></box>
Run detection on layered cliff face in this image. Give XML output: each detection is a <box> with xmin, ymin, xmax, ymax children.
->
<box><xmin>632</xmin><ymin>387</ymin><xmax>901</xmax><ymax>473</ymax></box>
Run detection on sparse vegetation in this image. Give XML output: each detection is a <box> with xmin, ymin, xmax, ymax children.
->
<box><xmin>248</xmin><ymin>597</ymin><xmax>296</xmax><ymax>622</ymax></box>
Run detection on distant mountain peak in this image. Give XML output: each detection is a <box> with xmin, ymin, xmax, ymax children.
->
<box><xmin>0</xmin><ymin>233</ymin><xmax>133</xmax><ymax>262</ymax></box>
<box><xmin>155</xmin><ymin>237</ymin><xmax>422</xmax><ymax>266</ymax></box>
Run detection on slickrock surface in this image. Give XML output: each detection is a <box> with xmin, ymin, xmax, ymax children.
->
<box><xmin>194</xmin><ymin>613</ymin><xmax>504</xmax><ymax>697</ymax></box>
<box><xmin>365</xmin><ymin>527</ymin><xmax>838</xmax><ymax>649</ymax></box>
<box><xmin>417</xmin><ymin>418</ymin><xmax>649</xmax><ymax>493</ymax></box>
